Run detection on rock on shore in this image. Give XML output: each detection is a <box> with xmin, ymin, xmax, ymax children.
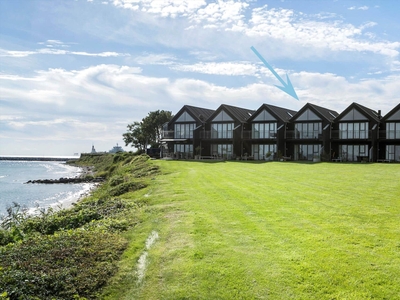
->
<box><xmin>26</xmin><ymin>177</ymin><xmax>104</xmax><ymax>184</ymax></box>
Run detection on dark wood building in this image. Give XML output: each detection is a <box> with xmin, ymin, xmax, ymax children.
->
<box><xmin>286</xmin><ymin>103</ymin><xmax>338</xmax><ymax>161</ymax></box>
<box><xmin>161</xmin><ymin>102</ymin><xmax>399</xmax><ymax>162</ymax></box>
<box><xmin>378</xmin><ymin>103</ymin><xmax>400</xmax><ymax>162</ymax></box>
<box><xmin>331</xmin><ymin>103</ymin><xmax>380</xmax><ymax>162</ymax></box>
<box><xmin>199</xmin><ymin>104</ymin><xmax>255</xmax><ymax>159</ymax></box>
<box><xmin>245</xmin><ymin>103</ymin><xmax>297</xmax><ymax>160</ymax></box>
<box><xmin>160</xmin><ymin>105</ymin><xmax>214</xmax><ymax>158</ymax></box>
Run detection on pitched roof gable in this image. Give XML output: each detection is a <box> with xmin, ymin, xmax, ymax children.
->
<box><xmin>207</xmin><ymin>104</ymin><xmax>255</xmax><ymax>123</ymax></box>
<box><xmin>170</xmin><ymin>105</ymin><xmax>215</xmax><ymax>123</ymax></box>
<box><xmin>382</xmin><ymin>103</ymin><xmax>400</xmax><ymax>121</ymax></box>
<box><xmin>336</xmin><ymin>102</ymin><xmax>380</xmax><ymax>122</ymax></box>
<box><xmin>292</xmin><ymin>103</ymin><xmax>338</xmax><ymax>122</ymax></box>
<box><xmin>248</xmin><ymin>103</ymin><xmax>297</xmax><ymax>122</ymax></box>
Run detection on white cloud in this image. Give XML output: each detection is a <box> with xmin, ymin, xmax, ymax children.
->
<box><xmin>244</xmin><ymin>6</ymin><xmax>399</xmax><ymax>57</ymax></box>
<box><xmin>171</xmin><ymin>62</ymin><xmax>258</xmax><ymax>76</ymax></box>
<box><xmin>348</xmin><ymin>6</ymin><xmax>369</xmax><ymax>10</ymax></box>
<box><xmin>113</xmin><ymin>0</ymin><xmax>207</xmax><ymax>17</ymax></box>
<box><xmin>134</xmin><ymin>53</ymin><xmax>177</xmax><ymax>65</ymax></box>
<box><xmin>1</xmin><ymin>63</ymin><xmax>399</xmax><ymax>155</ymax></box>
<box><xmin>110</xmin><ymin>1</ymin><xmax>399</xmax><ymax>58</ymax></box>
<box><xmin>0</xmin><ymin>48</ymin><xmax>129</xmax><ymax>57</ymax></box>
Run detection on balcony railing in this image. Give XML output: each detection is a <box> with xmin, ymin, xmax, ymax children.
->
<box><xmin>242</xmin><ymin>130</ymin><xmax>277</xmax><ymax>140</ymax></box>
<box><xmin>161</xmin><ymin>131</ymin><xmax>193</xmax><ymax>139</ymax></box>
<box><xmin>286</xmin><ymin>130</ymin><xmax>322</xmax><ymax>140</ymax></box>
<box><xmin>161</xmin><ymin>131</ymin><xmax>174</xmax><ymax>139</ymax></box>
<box><xmin>379</xmin><ymin>130</ymin><xmax>400</xmax><ymax>140</ymax></box>
<box><xmin>200</xmin><ymin>130</ymin><xmax>233</xmax><ymax>139</ymax></box>
<box><xmin>331</xmin><ymin>130</ymin><xmax>372</xmax><ymax>140</ymax></box>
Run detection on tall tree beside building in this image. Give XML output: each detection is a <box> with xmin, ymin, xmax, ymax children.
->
<box><xmin>123</xmin><ymin>110</ymin><xmax>173</xmax><ymax>151</ymax></box>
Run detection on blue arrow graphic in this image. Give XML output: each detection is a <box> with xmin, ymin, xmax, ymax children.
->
<box><xmin>250</xmin><ymin>46</ymin><xmax>299</xmax><ymax>100</ymax></box>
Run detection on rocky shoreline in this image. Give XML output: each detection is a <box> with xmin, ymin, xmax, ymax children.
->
<box><xmin>25</xmin><ymin>177</ymin><xmax>104</xmax><ymax>184</ymax></box>
<box><xmin>25</xmin><ymin>166</ymin><xmax>104</xmax><ymax>184</ymax></box>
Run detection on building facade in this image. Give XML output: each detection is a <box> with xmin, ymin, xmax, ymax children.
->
<box><xmin>161</xmin><ymin>102</ymin><xmax>400</xmax><ymax>162</ymax></box>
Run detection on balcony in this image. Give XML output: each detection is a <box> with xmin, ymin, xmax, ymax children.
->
<box><xmin>286</xmin><ymin>130</ymin><xmax>322</xmax><ymax>140</ymax></box>
<box><xmin>242</xmin><ymin>130</ymin><xmax>277</xmax><ymax>140</ymax></box>
<box><xmin>161</xmin><ymin>131</ymin><xmax>174</xmax><ymax>139</ymax></box>
<box><xmin>379</xmin><ymin>130</ymin><xmax>400</xmax><ymax>140</ymax></box>
<box><xmin>200</xmin><ymin>130</ymin><xmax>233</xmax><ymax>139</ymax></box>
<box><xmin>160</xmin><ymin>130</ymin><xmax>193</xmax><ymax>141</ymax></box>
<box><xmin>331</xmin><ymin>130</ymin><xmax>371</xmax><ymax>140</ymax></box>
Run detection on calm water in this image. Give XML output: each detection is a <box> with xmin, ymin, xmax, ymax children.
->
<box><xmin>0</xmin><ymin>160</ymin><xmax>94</xmax><ymax>217</ymax></box>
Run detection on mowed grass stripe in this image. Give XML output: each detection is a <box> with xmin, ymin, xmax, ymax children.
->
<box><xmin>117</xmin><ymin>161</ymin><xmax>400</xmax><ymax>300</ymax></box>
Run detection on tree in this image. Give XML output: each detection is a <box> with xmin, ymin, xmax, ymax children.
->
<box><xmin>123</xmin><ymin>110</ymin><xmax>173</xmax><ymax>151</ymax></box>
<box><xmin>122</xmin><ymin>121</ymin><xmax>148</xmax><ymax>153</ymax></box>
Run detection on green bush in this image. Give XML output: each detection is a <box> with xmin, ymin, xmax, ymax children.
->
<box><xmin>20</xmin><ymin>198</ymin><xmax>130</xmax><ymax>235</ymax></box>
<box><xmin>95</xmin><ymin>170</ymin><xmax>109</xmax><ymax>179</ymax></box>
<box><xmin>0</xmin><ymin>230</ymin><xmax>127</xmax><ymax>299</ymax></box>
<box><xmin>109</xmin><ymin>175</ymin><xmax>125</xmax><ymax>187</ymax></box>
<box><xmin>109</xmin><ymin>181</ymin><xmax>147</xmax><ymax>196</ymax></box>
<box><xmin>0</xmin><ymin>229</ymin><xmax>13</xmax><ymax>246</ymax></box>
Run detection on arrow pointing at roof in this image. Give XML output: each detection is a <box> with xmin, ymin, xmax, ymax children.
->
<box><xmin>250</xmin><ymin>46</ymin><xmax>299</xmax><ymax>100</ymax></box>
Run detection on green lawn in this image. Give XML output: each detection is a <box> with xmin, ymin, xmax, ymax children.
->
<box><xmin>103</xmin><ymin>161</ymin><xmax>400</xmax><ymax>300</ymax></box>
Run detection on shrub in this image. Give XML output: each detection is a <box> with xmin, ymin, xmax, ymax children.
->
<box><xmin>0</xmin><ymin>229</ymin><xmax>13</xmax><ymax>246</ymax></box>
<box><xmin>0</xmin><ymin>230</ymin><xmax>127</xmax><ymax>299</ymax></box>
<box><xmin>20</xmin><ymin>198</ymin><xmax>130</xmax><ymax>235</ymax></box>
<box><xmin>109</xmin><ymin>182</ymin><xmax>147</xmax><ymax>196</ymax></box>
<box><xmin>109</xmin><ymin>175</ymin><xmax>125</xmax><ymax>187</ymax></box>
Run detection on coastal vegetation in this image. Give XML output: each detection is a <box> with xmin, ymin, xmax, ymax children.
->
<box><xmin>0</xmin><ymin>153</ymin><xmax>157</xmax><ymax>299</ymax></box>
<box><xmin>1</xmin><ymin>156</ymin><xmax>400</xmax><ymax>299</ymax></box>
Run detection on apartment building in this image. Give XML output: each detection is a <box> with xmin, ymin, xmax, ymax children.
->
<box><xmin>160</xmin><ymin>102</ymin><xmax>400</xmax><ymax>162</ymax></box>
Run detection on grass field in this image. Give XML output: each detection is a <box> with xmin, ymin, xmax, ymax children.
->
<box><xmin>103</xmin><ymin>161</ymin><xmax>400</xmax><ymax>300</ymax></box>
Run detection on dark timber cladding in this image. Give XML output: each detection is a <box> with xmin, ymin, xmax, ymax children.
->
<box><xmin>161</xmin><ymin>102</ymin><xmax>400</xmax><ymax>162</ymax></box>
<box><xmin>331</xmin><ymin>102</ymin><xmax>380</xmax><ymax>162</ymax></box>
<box><xmin>201</xmin><ymin>104</ymin><xmax>256</xmax><ymax>159</ymax></box>
<box><xmin>378</xmin><ymin>103</ymin><xmax>400</xmax><ymax>162</ymax></box>
<box><xmin>246</xmin><ymin>104</ymin><xmax>297</xmax><ymax>159</ymax></box>
<box><xmin>287</xmin><ymin>103</ymin><xmax>338</xmax><ymax>161</ymax></box>
<box><xmin>160</xmin><ymin>105</ymin><xmax>215</xmax><ymax>159</ymax></box>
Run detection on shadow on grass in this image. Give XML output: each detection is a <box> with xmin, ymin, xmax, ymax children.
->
<box><xmin>160</xmin><ymin>159</ymin><xmax>388</xmax><ymax>166</ymax></box>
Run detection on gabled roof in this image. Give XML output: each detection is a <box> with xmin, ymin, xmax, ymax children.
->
<box><xmin>291</xmin><ymin>103</ymin><xmax>338</xmax><ymax>122</ymax></box>
<box><xmin>248</xmin><ymin>103</ymin><xmax>297</xmax><ymax>123</ymax></box>
<box><xmin>169</xmin><ymin>105</ymin><xmax>215</xmax><ymax>123</ymax></box>
<box><xmin>381</xmin><ymin>103</ymin><xmax>400</xmax><ymax>121</ymax></box>
<box><xmin>206</xmin><ymin>104</ymin><xmax>255</xmax><ymax>123</ymax></box>
<box><xmin>335</xmin><ymin>102</ymin><xmax>380</xmax><ymax>122</ymax></box>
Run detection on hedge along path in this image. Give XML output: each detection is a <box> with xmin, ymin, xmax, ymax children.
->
<box><xmin>104</xmin><ymin>161</ymin><xmax>400</xmax><ymax>300</ymax></box>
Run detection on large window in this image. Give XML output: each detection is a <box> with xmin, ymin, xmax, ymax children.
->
<box><xmin>294</xmin><ymin>123</ymin><xmax>321</xmax><ymax>139</ymax></box>
<box><xmin>339</xmin><ymin>122</ymin><xmax>368</xmax><ymax>139</ymax></box>
<box><xmin>252</xmin><ymin>123</ymin><xmax>277</xmax><ymax>139</ymax></box>
<box><xmin>386</xmin><ymin>145</ymin><xmax>400</xmax><ymax>162</ymax></box>
<box><xmin>386</xmin><ymin>122</ymin><xmax>400</xmax><ymax>139</ymax></box>
<box><xmin>211</xmin><ymin>144</ymin><xmax>233</xmax><ymax>159</ymax></box>
<box><xmin>295</xmin><ymin>144</ymin><xmax>321</xmax><ymax>161</ymax></box>
<box><xmin>174</xmin><ymin>123</ymin><xmax>195</xmax><ymax>139</ymax></box>
<box><xmin>174</xmin><ymin>144</ymin><xmax>193</xmax><ymax>157</ymax></box>
<box><xmin>340</xmin><ymin>144</ymin><xmax>368</xmax><ymax>161</ymax></box>
<box><xmin>252</xmin><ymin>144</ymin><xmax>276</xmax><ymax>160</ymax></box>
<box><xmin>211</xmin><ymin>123</ymin><xmax>233</xmax><ymax>139</ymax></box>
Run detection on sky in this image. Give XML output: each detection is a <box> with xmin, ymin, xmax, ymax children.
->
<box><xmin>1</xmin><ymin>0</ymin><xmax>399</xmax><ymax>156</ymax></box>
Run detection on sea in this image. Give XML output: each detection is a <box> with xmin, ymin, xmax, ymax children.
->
<box><xmin>0</xmin><ymin>159</ymin><xmax>94</xmax><ymax>218</ymax></box>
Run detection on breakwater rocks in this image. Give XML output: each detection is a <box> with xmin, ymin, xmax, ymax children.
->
<box><xmin>26</xmin><ymin>177</ymin><xmax>104</xmax><ymax>184</ymax></box>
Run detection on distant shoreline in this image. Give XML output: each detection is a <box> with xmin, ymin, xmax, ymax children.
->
<box><xmin>0</xmin><ymin>156</ymin><xmax>79</xmax><ymax>161</ymax></box>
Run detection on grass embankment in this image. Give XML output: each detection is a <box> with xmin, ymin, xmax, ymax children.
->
<box><xmin>1</xmin><ymin>157</ymin><xmax>399</xmax><ymax>299</ymax></box>
<box><xmin>0</xmin><ymin>153</ymin><xmax>158</xmax><ymax>299</ymax></box>
<box><xmin>103</xmin><ymin>160</ymin><xmax>400</xmax><ymax>300</ymax></box>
